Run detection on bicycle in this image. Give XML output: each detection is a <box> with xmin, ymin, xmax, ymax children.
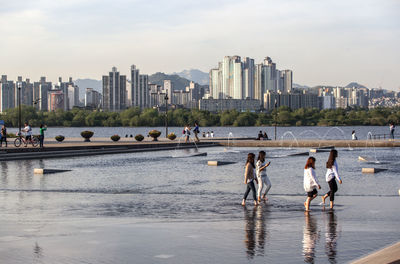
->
<box><xmin>14</xmin><ymin>134</ymin><xmax>39</xmax><ymax>147</ymax></box>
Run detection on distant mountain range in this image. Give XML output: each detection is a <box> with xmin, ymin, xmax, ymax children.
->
<box><xmin>149</xmin><ymin>72</ymin><xmax>197</xmax><ymax>91</ymax></box>
<box><xmin>173</xmin><ymin>69</ymin><xmax>209</xmax><ymax>85</ymax></box>
<box><xmin>293</xmin><ymin>83</ymin><xmax>311</xmax><ymax>89</ymax></box>
<box><xmin>345</xmin><ymin>82</ymin><xmax>366</xmax><ymax>89</ymax></box>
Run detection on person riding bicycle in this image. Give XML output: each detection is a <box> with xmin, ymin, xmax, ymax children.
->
<box><xmin>22</xmin><ymin>122</ymin><xmax>33</xmax><ymax>147</ymax></box>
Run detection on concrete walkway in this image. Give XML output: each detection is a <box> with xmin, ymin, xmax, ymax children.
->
<box><xmin>0</xmin><ymin>138</ymin><xmax>399</xmax><ymax>161</ymax></box>
<box><xmin>351</xmin><ymin>241</ymin><xmax>400</xmax><ymax>264</ymax></box>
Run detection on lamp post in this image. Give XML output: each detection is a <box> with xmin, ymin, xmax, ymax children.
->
<box><xmin>164</xmin><ymin>93</ymin><xmax>169</xmax><ymax>138</ymax></box>
<box><xmin>17</xmin><ymin>82</ymin><xmax>22</xmax><ymax>135</ymax></box>
<box><xmin>274</xmin><ymin>98</ymin><xmax>277</xmax><ymax>140</ymax></box>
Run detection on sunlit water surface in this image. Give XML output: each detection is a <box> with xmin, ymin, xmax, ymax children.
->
<box><xmin>0</xmin><ymin>146</ymin><xmax>399</xmax><ymax>263</ymax></box>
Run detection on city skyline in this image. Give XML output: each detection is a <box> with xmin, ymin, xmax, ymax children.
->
<box><xmin>0</xmin><ymin>0</ymin><xmax>399</xmax><ymax>90</ymax></box>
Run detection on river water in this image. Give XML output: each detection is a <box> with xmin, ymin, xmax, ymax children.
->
<box><xmin>7</xmin><ymin>125</ymin><xmax>394</xmax><ymax>139</ymax></box>
<box><xmin>0</xmin><ymin>145</ymin><xmax>399</xmax><ymax>263</ymax></box>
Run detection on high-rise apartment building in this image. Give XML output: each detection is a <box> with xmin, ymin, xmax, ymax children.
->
<box><xmin>283</xmin><ymin>70</ymin><xmax>293</xmax><ymax>93</ymax></box>
<box><xmin>102</xmin><ymin>67</ymin><xmax>126</xmax><ymax>111</ymax></box>
<box><xmin>0</xmin><ymin>75</ymin><xmax>15</xmax><ymax>113</ymax></box>
<box><xmin>33</xmin><ymin>77</ymin><xmax>52</xmax><ymax>111</ymax></box>
<box><xmin>130</xmin><ymin>65</ymin><xmax>149</xmax><ymax>109</ymax></box>
<box><xmin>47</xmin><ymin>89</ymin><xmax>64</xmax><ymax>111</ymax></box>
<box><xmin>163</xmin><ymin>80</ymin><xmax>173</xmax><ymax>104</ymax></box>
<box><xmin>68</xmin><ymin>84</ymin><xmax>80</xmax><ymax>109</ymax></box>
<box><xmin>85</xmin><ymin>88</ymin><xmax>101</xmax><ymax>109</ymax></box>
<box><xmin>14</xmin><ymin>76</ymin><xmax>34</xmax><ymax>107</ymax></box>
<box><xmin>243</xmin><ymin>58</ymin><xmax>255</xmax><ymax>99</ymax></box>
<box><xmin>209</xmin><ymin>56</ymin><xmax>293</xmax><ymax>109</ymax></box>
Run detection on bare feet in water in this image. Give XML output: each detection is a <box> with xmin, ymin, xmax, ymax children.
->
<box><xmin>304</xmin><ymin>202</ymin><xmax>310</xmax><ymax>211</ymax></box>
<box><xmin>322</xmin><ymin>195</ymin><xmax>327</xmax><ymax>204</ymax></box>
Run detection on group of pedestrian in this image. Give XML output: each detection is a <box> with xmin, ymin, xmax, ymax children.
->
<box><xmin>183</xmin><ymin>122</ymin><xmax>201</xmax><ymax>143</ymax></box>
<box><xmin>256</xmin><ymin>131</ymin><xmax>269</xmax><ymax>140</ymax></box>
<box><xmin>202</xmin><ymin>131</ymin><xmax>214</xmax><ymax>138</ymax></box>
<box><xmin>241</xmin><ymin>151</ymin><xmax>272</xmax><ymax>206</ymax></box>
<box><xmin>0</xmin><ymin>122</ymin><xmax>47</xmax><ymax>148</ymax></box>
<box><xmin>303</xmin><ymin>149</ymin><xmax>342</xmax><ymax>211</ymax></box>
<box><xmin>241</xmin><ymin>149</ymin><xmax>343</xmax><ymax>211</ymax></box>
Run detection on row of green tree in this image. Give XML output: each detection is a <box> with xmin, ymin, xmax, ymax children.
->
<box><xmin>1</xmin><ymin>106</ymin><xmax>399</xmax><ymax>127</ymax></box>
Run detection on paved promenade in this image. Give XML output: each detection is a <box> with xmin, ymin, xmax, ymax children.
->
<box><xmin>0</xmin><ymin>137</ymin><xmax>398</xmax><ymax>161</ymax></box>
<box><xmin>351</xmin><ymin>241</ymin><xmax>400</xmax><ymax>264</ymax></box>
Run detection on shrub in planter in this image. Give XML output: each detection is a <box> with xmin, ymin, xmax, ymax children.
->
<box><xmin>135</xmin><ymin>134</ymin><xmax>144</xmax><ymax>142</ymax></box>
<box><xmin>167</xmin><ymin>133</ymin><xmax>177</xmax><ymax>140</ymax></box>
<box><xmin>111</xmin><ymin>135</ymin><xmax>120</xmax><ymax>142</ymax></box>
<box><xmin>80</xmin><ymin>130</ymin><xmax>94</xmax><ymax>142</ymax></box>
<box><xmin>55</xmin><ymin>135</ymin><xmax>65</xmax><ymax>142</ymax></box>
<box><xmin>148</xmin><ymin>130</ymin><xmax>161</xmax><ymax>141</ymax></box>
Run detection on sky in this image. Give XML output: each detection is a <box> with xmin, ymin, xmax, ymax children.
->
<box><xmin>0</xmin><ymin>0</ymin><xmax>399</xmax><ymax>90</ymax></box>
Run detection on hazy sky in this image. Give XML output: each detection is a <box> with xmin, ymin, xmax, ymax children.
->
<box><xmin>0</xmin><ymin>0</ymin><xmax>399</xmax><ymax>89</ymax></box>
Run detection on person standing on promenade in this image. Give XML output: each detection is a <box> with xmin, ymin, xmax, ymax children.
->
<box><xmin>184</xmin><ymin>125</ymin><xmax>191</xmax><ymax>143</ymax></box>
<box><xmin>351</xmin><ymin>130</ymin><xmax>357</xmax><ymax>140</ymax></box>
<box><xmin>390</xmin><ymin>122</ymin><xmax>395</xmax><ymax>140</ymax></box>
<box><xmin>242</xmin><ymin>153</ymin><xmax>259</xmax><ymax>206</ymax></box>
<box><xmin>322</xmin><ymin>150</ymin><xmax>342</xmax><ymax>209</ymax></box>
<box><xmin>0</xmin><ymin>125</ymin><xmax>7</xmax><ymax>147</ymax></box>
<box><xmin>304</xmin><ymin>157</ymin><xmax>321</xmax><ymax>212</ymax></box>
<box><xmin>22</xmin><ymin>122</ymin><xmax>33</xmax><ymax>147</ymax></box>
<box><xmin>210</xmin><ymin>131</ymin><xmax>214</xmax><ymax>138</ymax></box>
<box><xmin>193</xmin><ymin>122</ymin><xmax>200</xmax><ymax>142</ymax></box>
<box><xmin>256</xmin><ymin>151</ymin><xmax>271</xmax><ymax>202</ymax></box>
<box><xmin>39</xmin><ymin>124</ymin><xmax>47</xmax><ymax>148</ymax></box>
<box><xmin>257</xmin><ymin>131</ymin><xmax>263</xmax><ymax>140</ymax></box>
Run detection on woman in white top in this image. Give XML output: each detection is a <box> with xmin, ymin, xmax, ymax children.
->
<box><xmin>322</xmin><ymin>149</ymin><xmax>342</xmax><ymax>209</ymax></box>
<box><xmin>304</xmin><ymin>157</ymin><xmax>321</xmax><ymax>212</ymax></box>
<box><xmin>351</xmin><ymin>130</ymin><xmax>357</xmax><ymax>140</ymax></box>
<box><xmin>256</xmin><ymin>151</ymin><xmax>271</xmax><ymax>202</ymax></box>
<box><xmin>184</xmin><ymin>125</ymin><xmax>191</xmax><ymax>143</ymax></box>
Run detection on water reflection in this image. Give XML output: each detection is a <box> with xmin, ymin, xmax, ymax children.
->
<box><xmin>325</xmin><ymin>212</ymin><xmax>339</xmax><ymax>264</ymax></box>
<box><xmin>33</xmin><ymin>242</ymin><xmax>43</xmax><ymax>260</ymax></box>
<box><xmin>243</xmin><ymin>206</ymin><xmax>268</xmax><ymax>259</ymax></box>
<box><xmin>303</xmin><ymin>212</ymin><xmax>320</xmax><ymax>263</ymax></box>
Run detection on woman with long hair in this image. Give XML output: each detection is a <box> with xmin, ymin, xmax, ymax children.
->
<box><xmin>322</xmin><ymin>149</ymin><xmax>342</xmax><ymax>209</ymax></box>
<box><xmin>304</xmin><ymin>157</ymin><xmax>321</xmax><ymax>211</ymax></box>
<box><xmin>242</xmin><ymin>153</ymin><xmax>259</xmax><ymax>206</ymax></box>
<box><xmin>256</xmin><ymin>151</ymin><xmax>271</xmax><ymax>202</ymax></box>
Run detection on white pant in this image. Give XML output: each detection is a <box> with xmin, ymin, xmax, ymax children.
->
<box><xmin>257</xmin><ymin>176</ymin><xmax>271</xmax><ymax>198</ymax></box>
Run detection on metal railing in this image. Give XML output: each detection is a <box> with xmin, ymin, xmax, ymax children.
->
<box><xmin>369</xmin><ymin>133</ymin><xmax>399</xmax><ymax>140</ymax></box>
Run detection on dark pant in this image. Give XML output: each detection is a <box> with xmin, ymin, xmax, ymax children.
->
<box><xmin>243</xmin><ymin>181</ymin><xmax>257</xmax><ymax>201</ymax></box>
<box><xmin>326</xmin><ymin>179</ymin><xmax>338</xmax><ymax>202</ymax></box>
<box><xmin>0</xmin><ymin>136</ymin><xmax>7</xmax><ymax>147</ymax></box>
<box><xmin>391</xmin><ymin>130</ymin><xmax>394</xmax><ymax>139</ymax></box>
<box><xmin>307</xmin><ymin>188</ymin><xmax>318</xmax><ymax>197</ymax></box>
<box><xmin>39</xmin><ymin>135</ymin><xmax>44</xmax><ymax>148</ymax></box>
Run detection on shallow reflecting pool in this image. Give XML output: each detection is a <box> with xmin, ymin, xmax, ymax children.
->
<box><xmin>0</xmin><ymin>146</ymin><xmax>399</xmax><ymax>263</ymax></box>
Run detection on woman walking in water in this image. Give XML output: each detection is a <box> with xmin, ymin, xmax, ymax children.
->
<box><xmin>256</xmin><ymin>151</ymin><xmax>271</xmax><ymax>202</ymax></box>
<box><xmin>304</xmin><ymin>157</ymin><xmax>320</xmax><ymax>212</ymax></box>
<box><xmin>322</xmin><ymin>149</ymin><xmax>342</xmax><ymax>209</ymax></box>
<box><xmin>242</xmin><ymin>153</ymin><xmax>259</xmax><ymax>206</ymax></box>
